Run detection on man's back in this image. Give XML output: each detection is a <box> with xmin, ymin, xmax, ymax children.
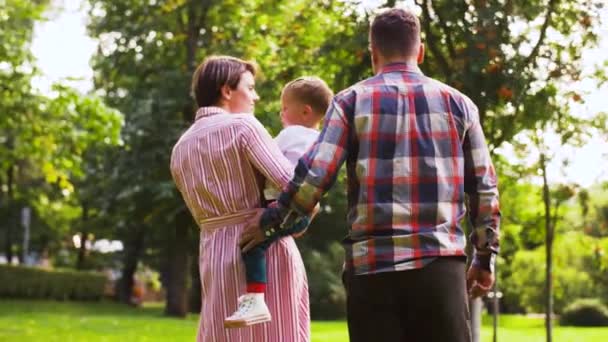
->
<box><xmin>338</xmin><ymin>62</ymin><xmax>479</xmax><ymax>273</ymax></box>
<box><xmin>283</xmin><ymin>62</ymin><xmax>499</xmax><ymax>275</ymax></box>
<box><xmin>243</xmin><ymin>8</ymin><xmax>499</xmax><ymax>341</ymax></box>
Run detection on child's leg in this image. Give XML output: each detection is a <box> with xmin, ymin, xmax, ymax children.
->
<box><xmin>242</xmin><ymin>240</ymin><xmax>271</xmax><ymax>293</ymax></box>
<box><xmin>225</xmin><ymin>239</ymin><xmax>273</xmax><ymax>328</ymax></box>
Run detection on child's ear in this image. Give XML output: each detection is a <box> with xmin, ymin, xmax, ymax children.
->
<box><xmin>302</xmin><ymin>104</ymin><xmax>313</xmax><ymax>116</ymax></box>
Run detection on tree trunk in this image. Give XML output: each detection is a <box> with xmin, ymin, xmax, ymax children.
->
<box><xmin>5</xmin><ymin>165</ymin><xmax>15</xmax><ymax>263</ymax></box>
<box><xmin>189</xmin><ymin>231</ymin><xmax>201</xmax><ymax>313</ymax></box>
<box><xmin>165</xmin><ymin>211</ymin><xmax>191</xmax><ymax>317</ymax></box>
<box><xmin>116</xmin><ymin>226</ymin><xmax>146</xmax><ymax>303</ymax></box>
<box><xmin>76</xmin><ymin>204</ymin><xmax>89</xmax><ymax>270</ymax></box>
<box><xmin>540</xmin><ymin>153</ymin><xmax>553</xmax><ymax>342</ymax></box>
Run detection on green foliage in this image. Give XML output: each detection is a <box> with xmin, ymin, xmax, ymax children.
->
<box><xmin>0</xmin><ymin>265</ymin><xmax>106</xmax><ymax>300</ymax></box>
<box><xmin>503</xmin><ymin>232</ymin><xmax>600</xmax><ymax>313</ymax></box>
<box><xmin>560</xmin><ymin>299</ymin><xmax>608</xmax><ymax>327</ymax></box>
<box><xmin>413</xmin><ymin>0</ymin><xmax>603</xmax><ymax>149</ymax></box>
<box><xmin>0</xmin><ymin>0</ymin><xmax>124</xmax><ymax>266</ymax></box>
<box><xmin>302</xmin><ymin>242</ymin><xmax>347</xmax><ymax>319</ymax></box>
<box><xmin>1</xmin><ymin>0</ymin><xmax>605</xmax><ymax>320</ymax></box>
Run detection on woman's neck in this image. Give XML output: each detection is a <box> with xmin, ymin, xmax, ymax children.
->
<box><xmin>215</xmin><ymin>103</ymin><xmax>231</xmax><ymax>112</ymax></box>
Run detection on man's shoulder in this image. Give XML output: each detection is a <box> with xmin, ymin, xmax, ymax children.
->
<box><xmin>337</xmin><ymin>72</ymin><xmax>468</xmax><ymax>97</ymax></box>
<box><xmin>339</xmin><ymin>74</ymin><xmax>384</xmax><ymax>94</ymax></box>
<box><xmin>332</xmin><ymin>75</ymin><xmax>382</xmax><ymax>107</ymax></box>
<box><xmin>425</xmin><ymin>77</ymin><xmax>476</xmax><ymax>107</ymax></box>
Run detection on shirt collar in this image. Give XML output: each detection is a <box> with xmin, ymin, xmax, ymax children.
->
<box><xmin>195</xmin><ymin>106</ymin><xmax>229</xmax><ymax>121</ymax></box>
<box><xmin>379</xmin><ymin>62</ymin><xmax>423</xmax><ymax>75</ymax></box>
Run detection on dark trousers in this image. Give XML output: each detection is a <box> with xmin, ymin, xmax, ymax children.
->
<box><xmin>242</xmin><ymin>240</ymin><xmax>272</xmax><ymax>284</ymax></box>
<box><xmin>343</xmin><ymin>257</ymin><xmax>471</xmax><ymax>342</ymax></box>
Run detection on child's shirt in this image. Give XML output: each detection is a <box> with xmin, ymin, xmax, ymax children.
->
<box><xmin>264</xmin><ymin>125</ymin><xmax>319</xmax><ymax>200</ymax></box>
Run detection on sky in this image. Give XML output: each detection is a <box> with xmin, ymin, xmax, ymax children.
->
<box><xmin>31</xmin><ymin>0</ymin><xmax>608</xmax><ymax>188</ymax></box>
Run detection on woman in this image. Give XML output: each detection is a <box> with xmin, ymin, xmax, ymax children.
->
<box><xmin>170</xmin><ymin>56</ymin><xmax>310</xmax><ymax>341</ymax></box>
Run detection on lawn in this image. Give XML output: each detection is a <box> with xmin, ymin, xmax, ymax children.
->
<box><xmin>1</xmin><ymin>300</ymin><xmax>608</xmax><ymax>341</ymax></box>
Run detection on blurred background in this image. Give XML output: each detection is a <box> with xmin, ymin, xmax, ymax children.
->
<box><xmin>1</xmin><ymin>0</ymin><xmax>607</xmax><ymax>341</ymax></box>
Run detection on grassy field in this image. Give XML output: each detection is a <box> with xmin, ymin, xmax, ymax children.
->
<box><xmin>1</xmin><ymin>300</ymin><xmax>608</xmax><ymax>341</ymax></box>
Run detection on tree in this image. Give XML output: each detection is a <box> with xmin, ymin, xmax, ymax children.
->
<box><xmin>512</xmin><ymin>108</ymin><xmax>604</xmax><ymax>341</ymax></box>
<box><xmin>84</xmin><ymin>0</ymin><xmax>607</xmax><ymax>320</ymax></box>
<box><xmin>407</xmin><ymin>0</ymin><xmax>604</xmax><ymax>149</ymax></box>
<box><xmin>1</xmin><ymin>1</ymin><xmax>123</xmax><ymax>268</ymax></box>
<box><xmin>0</xmin><ymin>0</ymin><xmax>49</xmax><ymax>263</ymax></box>
<box><xmin>86</xmin><ymin>0</ymin><xmax>362</xmax><ymax>316</ymax></box>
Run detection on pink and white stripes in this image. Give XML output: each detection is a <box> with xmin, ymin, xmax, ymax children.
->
<box><xmin>170</xmin><ymin>107</ymin><xmax>310</xmax><ymax>342</ymax></box>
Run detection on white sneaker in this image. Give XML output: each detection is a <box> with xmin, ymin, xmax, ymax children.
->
<box><xmin>224</xmin><ymin>293</ymin><xmax>271</xmax><ymax>328</ymax></box>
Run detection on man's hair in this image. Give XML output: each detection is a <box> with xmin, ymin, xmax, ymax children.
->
<box><xmin>282</xmin><ymin>76</ymin><xmax>334</xmax><ymax>117</ymax></box>
<box><xmin>191</xmin><ymin>55</ymin><xmax>257</xmax><ymax>108</ymax></box>
<box><xmin>370</xmin><ymin>8</ymin><xmax>421</xmax><ymax>58</ymax></box>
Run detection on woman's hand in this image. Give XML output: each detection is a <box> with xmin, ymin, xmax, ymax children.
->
<box><xmin>239</xmin><ymin>209</ymin><xmax>266</xmax><ymax>253</ymax></box>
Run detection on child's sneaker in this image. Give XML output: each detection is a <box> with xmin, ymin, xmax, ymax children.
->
<box><xmin>224</xmin><ymin>293</ymin><xmax>271</xmax><ymax>328</ymax></box>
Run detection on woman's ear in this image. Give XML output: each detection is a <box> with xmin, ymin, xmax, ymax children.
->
<box><xmin>221</xmin><ymin>85</ymin><xmax>232</xmax><ymax>102</ymax></box>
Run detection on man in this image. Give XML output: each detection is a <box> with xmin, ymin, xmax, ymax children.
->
<box><xmin>241</xmin><ymin>8</ymin><xmax>500</xmax><ymax>341</ymax></box>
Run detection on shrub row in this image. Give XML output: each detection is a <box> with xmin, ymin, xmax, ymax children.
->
<box><xmin>0</xmin><ymin>265</ymin><xmax>106</xmax><ymax>301</ymax></box>
<box><xmin>560</xmin><ymin>299</ymin><xmax>608</xmax><ymax>327</ymax></box>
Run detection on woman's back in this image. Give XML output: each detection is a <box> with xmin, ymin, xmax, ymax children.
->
<box><xmin>171</xmin><ymin>109</ymin><xmax>292</xmax><ymax>222</ymax></box>
<box><xmin>170</xmin><ymin>107</ymin><xmax>310</xmax><ymax>342</ymax></box>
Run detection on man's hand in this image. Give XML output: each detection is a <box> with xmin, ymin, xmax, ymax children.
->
<box><xmin>466</xmin><ymin>266</ymin><xmax>494</xmax><ymax>299</ymax></box>
<box><xmin>239</xmin><ymin>209</ymin><xmax>266</xmax><ymax>253</ymax></box>
<box><xmin>292</xmin><ymin>204</ymin><xmax>321</xmax><ymax>239</ymax></box>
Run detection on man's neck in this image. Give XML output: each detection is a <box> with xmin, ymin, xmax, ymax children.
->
<box><xmin>374</xmin><ymin>58</ymin><xmax>418</xmax><ymax>74</ymax></box>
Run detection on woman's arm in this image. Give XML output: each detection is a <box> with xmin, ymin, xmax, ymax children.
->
<box><xmin>238</xmin><ymin>116</ymin><xmax>294</xmax><ymax>191</ymax></box>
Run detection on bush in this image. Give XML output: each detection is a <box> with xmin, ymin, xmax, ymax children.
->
<box><xmin>0</xmin><ymin>265</ymin><xmax>106</xmax><ymax>301</ymax></box>
<box><xmin>503</xmin><ymin>232</ymin><xmax>597</xmax><ymax>314</ymax></box>
<box><xmin>302</xmin><ymin>242</ymin><xmax>346</xmax><ymax>320</ymax></box>
<box><xmin>560</xmin><ymin>299</ymin><xmax>608</xmax><ymax>326</ymax></box>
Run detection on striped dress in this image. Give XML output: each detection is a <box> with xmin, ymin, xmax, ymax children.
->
<box><xmin>170</xmin><ymin>107</ymin><xmax>310</xmax><ymax>342</ymax></box>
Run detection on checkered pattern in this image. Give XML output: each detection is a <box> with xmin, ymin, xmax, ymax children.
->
<box><xmin>261</xmin><ymin>62</ymin><xmax>500</xmax><ymax>275</ymax></box>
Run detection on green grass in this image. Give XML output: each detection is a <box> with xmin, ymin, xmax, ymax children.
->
<box><xmin>1</xmin><ymin>300</ymin><xmax>608</xmax><ymax>341</ymax></box>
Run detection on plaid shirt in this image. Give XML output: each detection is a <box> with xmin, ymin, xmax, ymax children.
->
<box><xmin>261</xmin><ymin>62</ymin><xmax>500</xmax><ymax>275</ymax></box>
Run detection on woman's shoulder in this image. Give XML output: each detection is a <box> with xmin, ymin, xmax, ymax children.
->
<box><xmin>231</xmin><ymin>113</ymin><xmax>267</xmax><ymax>132</ymax></box>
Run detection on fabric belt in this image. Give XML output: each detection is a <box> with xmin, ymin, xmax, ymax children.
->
<box><xmin>198</xmin><ymin>208</ymin><xmax>259</xmax><ymax>231</ymax></box>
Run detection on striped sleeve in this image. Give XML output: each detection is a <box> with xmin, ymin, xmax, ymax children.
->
<box><xmin>238</xmin><ymin>116</ymin><xmax>294</xmax><ymax>190</ymax></box>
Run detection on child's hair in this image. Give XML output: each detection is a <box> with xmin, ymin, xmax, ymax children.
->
<box><xmin>282</xmin><ymin>76</ymin><xmax>334</xmax><ymax>117</ymax></box>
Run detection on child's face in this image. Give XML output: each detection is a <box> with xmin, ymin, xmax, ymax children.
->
<box><xmin>280</xmin><ymin>92</ymin><xmax>306</xmax><ymax>128</ymax></box>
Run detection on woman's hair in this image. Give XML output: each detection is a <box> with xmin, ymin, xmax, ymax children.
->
<box><xmin>191</xmin><ymin>55</ymin><xmax>257</xmax><ymax>108</ymax></box>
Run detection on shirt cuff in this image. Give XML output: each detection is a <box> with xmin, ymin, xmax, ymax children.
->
<box><xmin>259</xmin><ymin>205</ymin><xmax>287</xmax><ymax>239</ymax></box>
<box><xmin>472</xmin><ymin>253</ymin><xmax>496</xmax><ymax>274</ymax></box>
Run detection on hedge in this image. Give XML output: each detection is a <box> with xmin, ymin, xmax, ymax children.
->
<box><xmin>0</xmin><ymin>265</ymin><xmax>106</xmax><ymax>301</ymax></box>
<box><xmin>560</xmin><ymin>298</ymin><xmax>608</xmax><ymax>327</ymax></box>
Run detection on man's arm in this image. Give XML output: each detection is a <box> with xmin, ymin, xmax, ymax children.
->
<box><xmin>462</xmin><ymin>100</ymin><xmax>501</xmax><ymax>273</ymax></box>
<box><xmin>259</xmin><ymin>94</ymin><xmax>353</xmax><ymax>239</ymax></box>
